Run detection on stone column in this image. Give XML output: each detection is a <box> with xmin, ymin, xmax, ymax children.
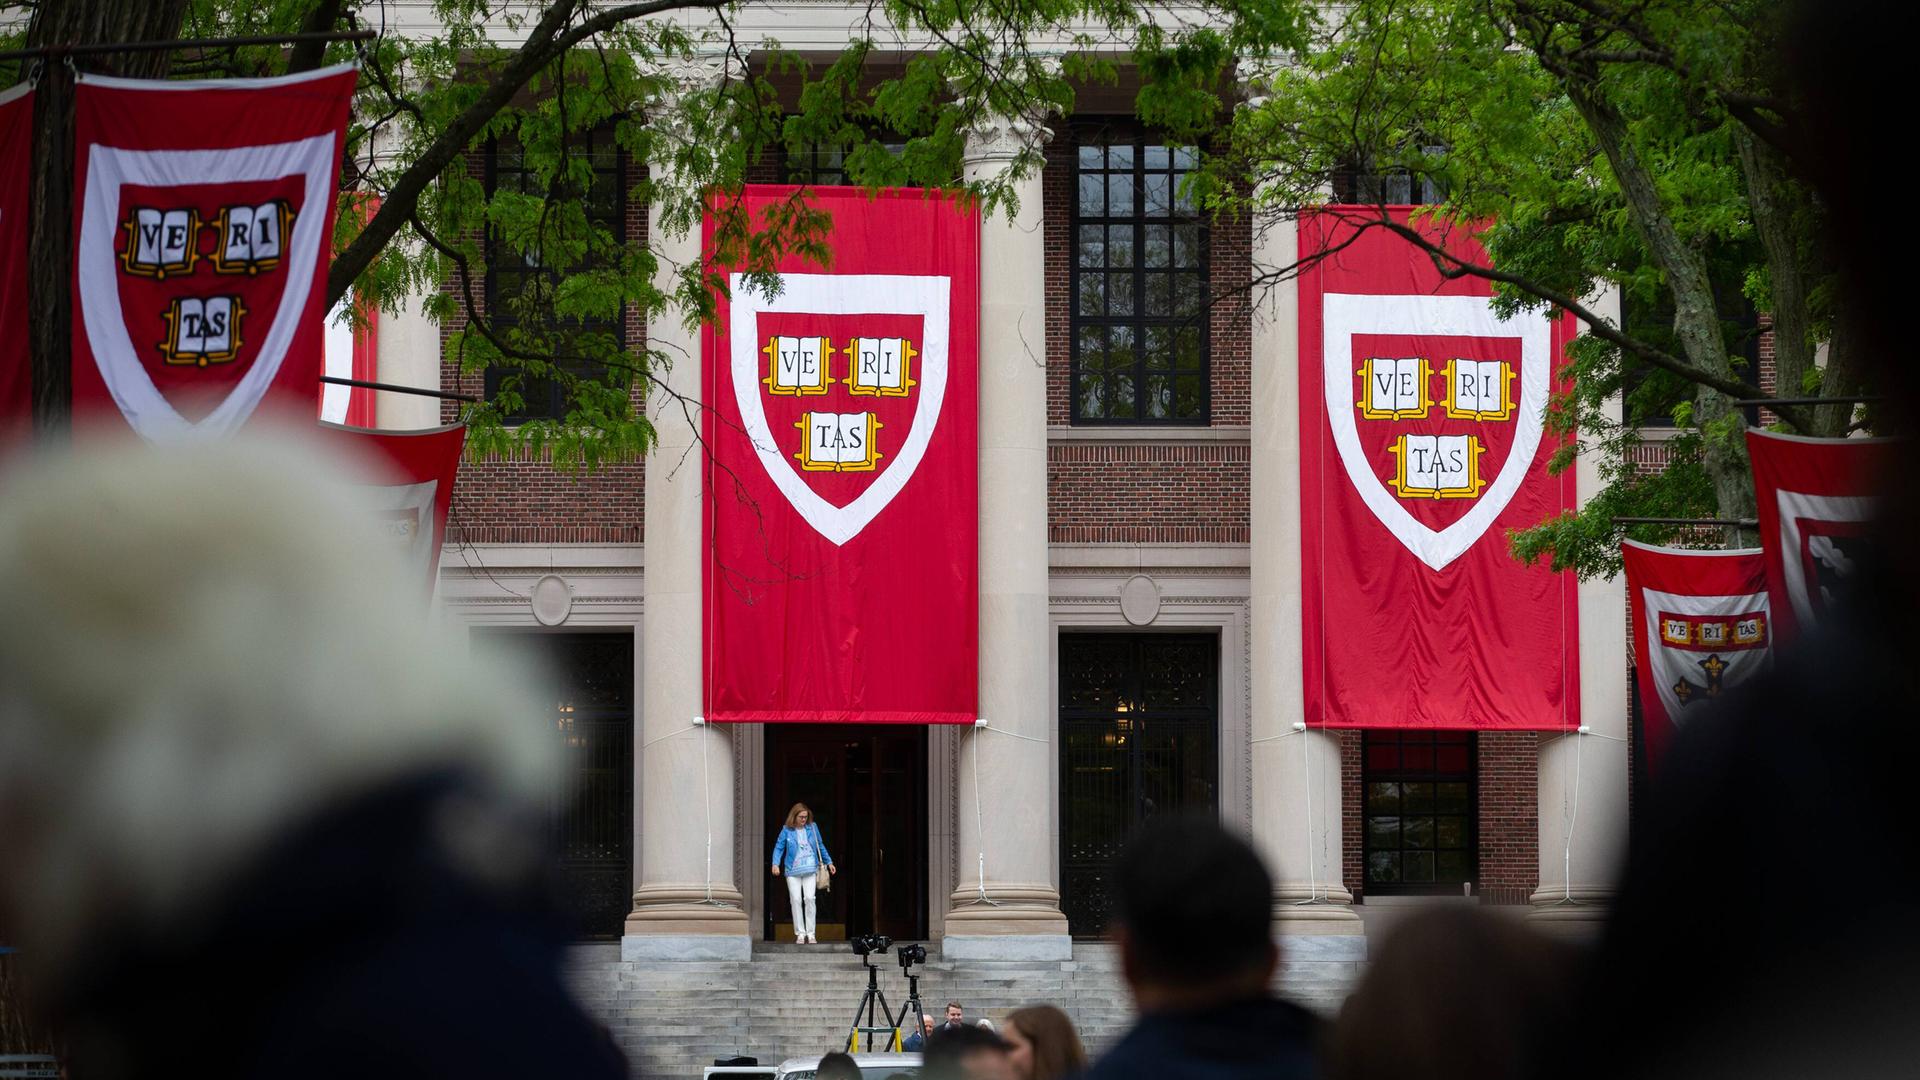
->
<box><xmin>1531</xmin><ymin>296</ymin><xmax>1630</xmax><ymax>931</ymax></box>
<box><xmin>1248</xmin><ymin>210</ymin><xmax>1363</xmax><ymax>943</ymax></box>
<box><xmin>944</xmin><ymin>113</ymin><xmax>1071</xmax><ymax>961</ymax></box>
<box><xmin>624</xmin><ymin>55</ymin><xmax>750</xmax><ymax>960</ymax></box>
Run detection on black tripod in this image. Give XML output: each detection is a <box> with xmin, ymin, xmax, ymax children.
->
<box><xmin>891</xmin><ymin>964</ymin><xmax>927</xmax><ymax>1047</ymax></box>
<box><xmin>844</xmin><ymin>954</ymin><xmax>900</xmax><ymax>1053</ymax></box>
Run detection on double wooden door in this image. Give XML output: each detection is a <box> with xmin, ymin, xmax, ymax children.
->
<box><xmin>764</xmin><ymin>725</ymin><xmax>928</xmax><ymax>941</ymax></box>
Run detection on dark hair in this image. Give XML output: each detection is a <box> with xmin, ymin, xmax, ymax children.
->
<box><xmin>1114</xmin><ymin>813</ymin><xmax>1274</xmax><ymax>984</ymax></box>
<box><xmin>945</xmin><ymin>1000</ymin><xmax>963</xmax><ymax>1012</ymax></box>
<box><xmin>1004</xmin><ymin>1005</ymin><xmax>1088</xmax><ymax>1080</ymax></box>
<box><xmin>1329</xmin><ymin>906</ymin><xmax>1577</xmax><ymax>1080</ymax></box>
<box><xmin>815</xmin><ymin>1050</ymin><xmax>862</xmax><ymax>1080</ymax></box>
<box><xmin>922</xmin><ymin>1023</ymin><xmax>1009</xmax><ymax>1080</ymax></box>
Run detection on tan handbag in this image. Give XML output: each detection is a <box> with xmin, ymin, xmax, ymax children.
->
<box><xmin>819</xmin><ymin>866</ymin><xmax>833</xmax><ymax>892</ymax></box>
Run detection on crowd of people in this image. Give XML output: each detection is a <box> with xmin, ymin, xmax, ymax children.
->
<box><xmin>866</xmin><ymin>813</ymin><xmax>1577</xmax><ymax>1080</ymax></box>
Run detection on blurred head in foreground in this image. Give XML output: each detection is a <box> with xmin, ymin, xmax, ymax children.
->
<box><xmin>1113</xmin><ymin>813</ymin><xmax>1277</xmax><ymax>1010</ymax></box>
<box><xmin>923</xmin><ymin>1023</ymin><xmax>1015</xmax><ymax>1080</ymax></box>
<box><xmin>1328</xmin><ymin>906</ymin><xmax>1577</xmax><ymax>1080</ymax></box>
<box><xmin>1001</xmin><ymin>1004</ymin><xmax>1087</xmax><ymax>1080</ymax></box>
<box><xmin>0</xmin><ymin>430</ymin><xmax>620</xmax><ymax>1078</ymax></box>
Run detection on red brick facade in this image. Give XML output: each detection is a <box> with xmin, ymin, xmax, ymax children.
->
<box><xmin>1476</xmin><ymin>732</ymin><xmax>1540</xmax><ymax>905</ymax></box>
<box><xmin>1042</xmin><ymin>128</ymin><xmax>1253</xmax><ymax>545</ymax></box>
<box><xmin>438</xmin><ymin>149</ymin><xmax>648</xmax><ymax>546</ymax></box>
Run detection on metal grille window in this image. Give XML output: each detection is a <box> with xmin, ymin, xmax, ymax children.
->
<box><xmin>1363</xmin><ymin>731</ymin><xmax>1476</xmax><ymax>894</ymax></box>
<box><xmin>473</xmin><ymin>630</ymin><xmax>634</xmax><ymax>938</ymax></box>
<box><xmin>1059</xmin><ymin>633</ymin><xmax>1219</xmax><ymax>936</ymax></box>
<box><xmin>483</xmin><ymin>123</ymin><xmax>626</xmax><ymax>420</ymax></box>
<box><xmin>1071</xmin><ymin>129</ymin><xmax>1209</xmax><ymax>423</ymax></box>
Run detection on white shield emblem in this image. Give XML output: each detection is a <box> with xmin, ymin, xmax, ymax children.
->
<box><xmin>77</xmin><ymin>133</ymin><xmax>335</xmax><ymax>441</ymax></box>
<box><xmin>728</xmin><ymin>272</ymin><xmax>950</xmax><ymax>546</ymax></box>
<box><xmin>1322</xmin><ymin>293</ymin><xmax>1553</xmax><ymax>571</ymax></box>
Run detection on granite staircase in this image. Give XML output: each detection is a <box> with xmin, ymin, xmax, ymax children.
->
<box><xmin>565</xmin><ymin>940</ymin><xmax>1361</xmax><ymax>1079</ymax></box>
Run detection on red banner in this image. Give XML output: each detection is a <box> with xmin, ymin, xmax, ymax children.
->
<box><xmin>1748</xmin><ymin>430</ymin><xmax>1894</xmax><ymax>641</ymax></box>
<box><xmin>71</xmin><ymin>64</ymin><xmax>356</xmax><ymax>440</ymax></box>
<box><xmin>316</xmin><ymin>422</ymin><xmax>465</xmax><ymax>592</ymax></box>
<box><xmin>1300</xmin><ymin>209</ymin><xmax>1579</xmax><ymax>729</ymax></box>
<box><xmin>703</xmin><ymin>187</ymin><xmax>979</xmax><ymax>723</ymax></box>
<box><xmin>1623</xmin><ymin>542</ymin><xmax>1772</xmax><ymax>772</ymax></box>
<box><xmin>0</xmin><ymin>82</ymin><xmax>32</xmax><ymax>441</ymax></box>
<box><xmin>322</xmin><ymin>196</ymin><xmax>381</xmax><ymax>427</ymax></box>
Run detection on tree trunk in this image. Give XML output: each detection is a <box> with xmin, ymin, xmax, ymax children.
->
<box><xmin>1734</xmin><ymin>125</ymin><xmax>1836</xmax><ymax>435</ymax></box>
<box><xmin>1559</xmin><ymin>78</ymin><xmax>1758</xmax><ymax>533</ymax></box>
<box><xmin>25</xmin><ymin>0</ymin><xmax>190</xmax><ymax>433</ymax></box>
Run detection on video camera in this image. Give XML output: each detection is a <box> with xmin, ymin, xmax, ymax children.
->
<box><xmin>849</xmin><ymin>933</ymin><xmax>893</xmax><ymax>957</ymax></box>
<box><xmin>895</xmin><ymin>942</ymin><xmax>927</xmax><ymax>969</ymax></box>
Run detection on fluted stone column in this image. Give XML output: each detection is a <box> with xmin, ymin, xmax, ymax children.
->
<box><xmin>1248</xmin><ymin>212</ymin><xmax>1364</xmax><ymax>945</ymax></box>
<box><xmin>624</xmin><ymin>56</ymin><xmax>749</xmax><ymax>960</ymax></box>
<box><xmin>944</xmin><ymin>114</ymin><xmax>1071</xmax><ymax>961</ymax></box>
<box><xmin>1531</xmin><ymin>303</ymin><xmax>1630</xmax><ymax>932</ymax></box>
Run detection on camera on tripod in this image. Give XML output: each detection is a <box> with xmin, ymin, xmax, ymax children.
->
<box><xmin>896</xmin><ymin>942</ymin><xmax>927</xmax><ymax>969</ymax></box>
<box><xmin>849</xmin><ymin>933</ymin><xmax>892</xmax><ymax>957</ymax></box>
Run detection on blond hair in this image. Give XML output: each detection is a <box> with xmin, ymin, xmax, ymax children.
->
<box><xmin>784</xmin><ymin>802</ymin><xmax>814</xmax><ymax>828</ymax></box>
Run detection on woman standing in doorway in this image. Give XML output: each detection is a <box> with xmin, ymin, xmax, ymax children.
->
<box><xmin>771</xmin><ymin>802</ymin><xmax>836</xmax><ymax>944</ymax></box>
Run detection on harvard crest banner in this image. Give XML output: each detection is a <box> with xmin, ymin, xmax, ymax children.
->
<box><xmin>1623</xmin><ymin>542</ymin><xmax>1772</xmax><ymax>772</ymax></box>
<box><xmin>703</xmin><ymin>187</ymin><xmax>979</xmax><ymax>724</ymax></box>
<box><xmin>1300</xmin><ymin>209</ymin><xmax>1579</xmax><ymax>729</ymax></box>
<box><xmin>316</xmin><ymin>422</ymin><xmax>465</xmax><ymax>593</ymax></box>
<box><xmin>1748</xmin><ymin>430</ymin><xmax>1894</xmax><ymax>641</ymax></box>
<box><xmin>70</xmin><ymin>64</ymin><xmax>357</xmax><ymax>440</ymax></box>
<box><xmin>0</xmin><ymin>82</ymin><xmax>31</xmax><ymax>439</ymax></box>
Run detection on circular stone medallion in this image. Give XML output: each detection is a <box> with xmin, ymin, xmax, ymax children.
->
<box><xmin>1119</xmin><ymin>574</ymin><xmax>1161</xmax><ymax>626</ymax></box>
<box><xmin>530</xmin><ymin>574</ymin><xmax>574</xmax><ymax>626</ymax></box>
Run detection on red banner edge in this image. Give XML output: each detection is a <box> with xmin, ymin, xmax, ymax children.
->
<box><xmin>706</xmin><ymin>711</ymin><xmax>979</xmax><ymax>725</ymax></box>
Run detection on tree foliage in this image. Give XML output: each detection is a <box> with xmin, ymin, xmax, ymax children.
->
<box><xmin>5</xmin><ymin>1</ymin><xmax>1856</xmax><ymax>577</ymax></box>
<box><xmin>1138</xmin><ymin>0</ymin><xmax>1865</xmax><ymax>576</ymax></box>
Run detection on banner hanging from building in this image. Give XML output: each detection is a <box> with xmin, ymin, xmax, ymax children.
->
<box><xmin>1300</xmin><ymin>209</ymin><xmax>1579</xmax><ymax>729</ymax></box>
<box><xmin>703</xmin><ymin>187</ymin><xmax>979</xmax><ymax>724</ymax></box>
<box><xmin>70</xmin><ymin>63</ymin><xmax>357</xmax><ymax>441</ymax></box>
<box><xmin>1747</xmin><ymin>429</ymin><xmax>1893</xmax><ymax>641</ymax></box>
<box><xmin>321</xmin><ymin>195</ymin><xmax>380</xmax><ymax>427</ymax></box>
<box><xmin>316</xmin><ymin>422</ymin><xmax>465</xmax><ymax>592</ymax></box>
<box><xmin>1623</xmin><ymin>541</ymin><xmax>1772</xmax><ymax>772</ymax></box>
<box><xmin>0</xmin><ymin>82</ymin><xmax>32</xmax><ymax>441</ymax></box>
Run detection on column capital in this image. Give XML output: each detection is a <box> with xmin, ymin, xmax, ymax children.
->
<box><xmin>962</xmin><ymin>111</ymin><xmax>1054</xmax><ymax>170</ymax></box>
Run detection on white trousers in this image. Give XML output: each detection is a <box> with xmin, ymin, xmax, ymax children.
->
<box><xmin>785</xmin><ymin>872</ymin><xmax>818</xmax><ymax>940</ymax></box>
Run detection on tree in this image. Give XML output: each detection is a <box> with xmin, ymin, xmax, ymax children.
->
<box><xmin>4</xmin><ymin>0</ymin><xmax>1141</xmax><ymax>463</ymax></box>
<box><xmin>1136</xmin><ymin>0</ymin><xmax>1864</xmax><ymax>576</ymax></box>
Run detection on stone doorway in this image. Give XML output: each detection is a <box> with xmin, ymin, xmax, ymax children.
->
<box><xmin>763</xmin><ymin>725</ymin><xmax>929</xmax><ymax>942</ymax></box>
<box><xmin>1058</xmin><ymin>632</ymin><xmax>1220</xmax><ymax>937</ymax></box>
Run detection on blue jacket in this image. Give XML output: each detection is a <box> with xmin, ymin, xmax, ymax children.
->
<box><xmin>771</xmin><ymin>822</ymin><xmax>833</xmax><ymax>875</ymax></box>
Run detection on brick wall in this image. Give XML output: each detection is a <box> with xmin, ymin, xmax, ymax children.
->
<box><xmin>1042</xmin><ymin>126</ymin><xmax>1254</xmax><ymax>545</ymax></box>
<box><xmin>1476</xmin><ymin>732</ymin><xmax>1539</xmax><ymax>904</ymax></box>
<box><xmin>438</xmin><ymin>148</ymin><xmax>648</xmax><ymax>546</ymax></box>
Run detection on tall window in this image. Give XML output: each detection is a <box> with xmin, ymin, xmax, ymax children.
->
<box><xmin>1363</xmin><ymin>731</ymin><xmax>1476</xmax><ymax>894</ymax></box>
<box><xmin>483</xmin><ymin>123</ymin><xmax>626</xmax><ymax>420</ymax></box>
<box><xmin>1071</xmin><ymin>128</ymin><xmax>1209</xmax><ymax>424</ymax></box>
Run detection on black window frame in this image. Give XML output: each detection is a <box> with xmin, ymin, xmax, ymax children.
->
<box><xmin>1069</xmin><ymin>122</ymin><xmax>1211</xmax><ymax>426</ymax></box>
<box><xmin>482</xmin><ymin>122</ymin><xmax>628</xmax><ymax>422</ymax></box>
<box><xmin>1361</xmin><ymin>731</ymin><xmax>1478</xmax><ymax>896</ymax></box>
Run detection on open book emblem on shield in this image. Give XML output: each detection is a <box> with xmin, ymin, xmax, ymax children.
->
<box><xmin>729</xmin><ymin>273</ymin><xmax>951</xmax><ymax>546</ymax></box>
<box><xmin>77</xmin><ymin>133</ymin><xmax>336</xmax><ymax>440</ymax></box>
<box><xmin>1322</xmin><ymin>293</ymin><xmax>1554</xmax><ymax>572</ymax></box>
